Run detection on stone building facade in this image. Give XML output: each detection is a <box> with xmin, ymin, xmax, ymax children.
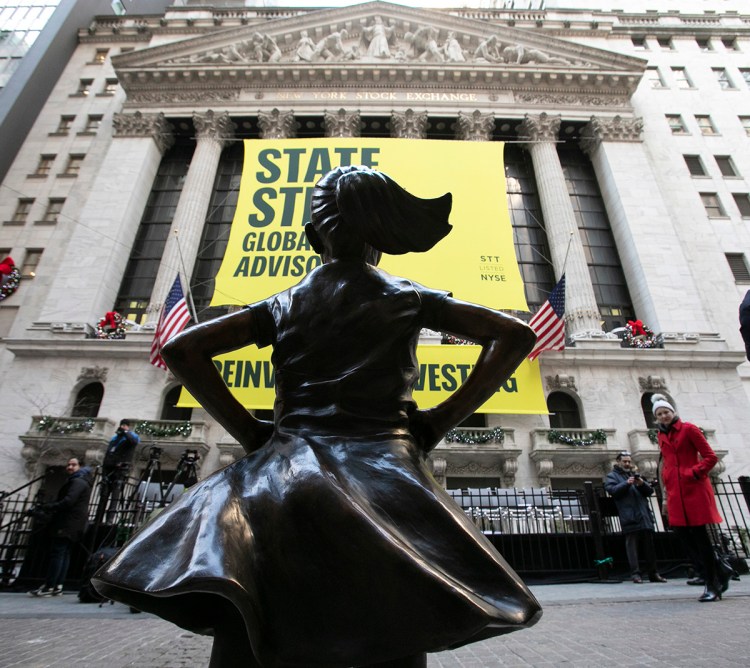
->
<box><xmin>1</xmin><ymin>1</ymin><xmax>749</xmax><ymax>494</ymax></box>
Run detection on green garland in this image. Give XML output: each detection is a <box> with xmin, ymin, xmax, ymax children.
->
<box><xmin>135</xmin><ymin>420</ymin><xmax>193</xmax><ymax>438</ymax></box>
<box><xmin>37</xmin><ymin>416</ymin><xmax>95</xmax><ymax>434</ymax></box>
<box><xmin>547</xmin><ymin>428</ymin><xmax>607</xmax><ymax>447</ymax></box>
<box><xmin>444</xmin><ymin>427</ymin><xmax>504</xmax><ymax>445</ymax></box>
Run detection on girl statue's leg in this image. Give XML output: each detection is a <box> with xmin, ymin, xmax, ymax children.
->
<box><xmin>208</xmin><ymin>602</ymin><xmax>259</xmax><ymax>668</ymax></box>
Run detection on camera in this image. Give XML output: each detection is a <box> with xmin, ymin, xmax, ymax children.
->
<box><xmin>632</xmin><ymin>472</ymin><xmax>641</xmax><ymax>480</ymax></box>
<box><xmin>183</xmin><ymin>449</ymin><xmax>199</xmax><ymax>463</ymax></box>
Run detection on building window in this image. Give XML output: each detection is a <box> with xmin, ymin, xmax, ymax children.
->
<box><xmin>31</xmin><ymin>154</ymin><xmax>55</xmax><ymax>177</ymax></box>
<box><xmin>40</xmin><ymin>198</ymin><xmax>65</xmax><ymax>224</ymax></box>
<box><xmin>722</xmin><ymin>37</ymin><xmax>739</xmax><ymax>51</ymax></box>
<box><xmin>733</xmin><ymin>194</ymin><xmax>750</xmax><ymax>218</ymax></box>
<box><xmin>700</xmin><ymin>193</ymin><xmax>726</xmax><ymax>218</ymax></box>
<box><xmin>631</xmin><ymin>36</ymin><xmax>647</xmax><ymax>50</ymax></box>
<box><xmin>713</xmin><ymin>68</ymin><xmax>735</xmax><ymax>90</ymax></box>
<box><xmin>696</xmin><ymin>37</ymin><xmax>712</xmax><ymax>52</ymax></box>
<box><xmin>560</xmin><ymin>144</ymin><xmax>634</xmax><ymax>332</ymax></box>
<box><xmin>62</xmin><ymin>154</ymin><xmax>84</xmax><ymax>177</ymax></box>
<box><xmin>52</xmin><ymin>115</ymin><xmax>75</xmax><ymax>135</ymax></box>
<box><xmin>671</xmin><ymin>67</ymin><xmax>693</xmax><ymax>89</ymax></box>
<box><xmin>547</xmin><ymin>392</ymin><xmax>582</xmax><ymax>429</ymax></box>
<box><xmin>71</xmin><ymin>382</ymin><xmax>104</xmax><ymax>418</ymax></box>
<box><xmin>684</xmin><ymin>155</ymin><xmax>707</xmax><ymax>177</ymax></box>
<box><xmin>504</xmin><ymin>145</ymin><xmax>555</xmax><ymax>312</ymax></box>
<box><xmin>695</xmin><ymin>115</ymin><xmax>717</xmax><ymax>136</ymax></box>
<box><xmin>740</xmin><ymin>69</ymin><xmax>750</xmax><ymax>89</ymax></box>
<box><xmin>645</xmin><ymin>67</ymin><xmax>666</xmax><ymax>89</ymax></box>
<box><xmin>10</xmin><ymin>198</ymin><xmax>34</xmax><ymax>224</ymax></box>
<box><xmin>161</xmin><ymin>386</ymin><xmax>193</xmax><ymax>421</ymax></box>
<box><xmin>726</xmin><ymin>253</ymin><xmax>750</xmax><ymax>283</ymax></box>
<box><xmin>666</xmin><ymin>114</ymin><xmax>687</xmax><ymax>134</ymax></box>
<box><xmin>657</xmin><ymin>37</ymin><xmax>673</xmax><ymax>51</ymax></box>
<box><xmin>114</xmin><ymin>141</ymin><xmax>194</xmax><ymax>324</ymax></box>
<box><xmin>714</xmin><ymin>156</ymin><xmax>738</xmax><ymax>178</ymax></box>
<box><xmin>101</xmin><ymin>78</ymin><xmax>118</xmax><ymax>95</ymax></box>
<box><xmin>20</xmin><ymin>249</ymin><xmax>42</xmax><ymax>278</ymax></box>
<box><xmin>81</xmin><ymin>114</ymin><xmax>103</xmax><ymax>133</ymax></box>
<box><xmin>92</xmin><ymin>48</ymin><xmax>108</xmax><ymax>64</ymax></box>
<box><xmin>740</xmin><ymin>117</ymin><xmax>750</xmax><ymax>137</ymax></box>
<box><xmin>74</xmin><ymin>78</ymin><xmax>93</xmax><ymax>96</ymax></box>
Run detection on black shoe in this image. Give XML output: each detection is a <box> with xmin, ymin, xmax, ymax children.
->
<box><xmin>698</xmin><ymin>586</ymin><xmax>721</xmax><ymax>602</ymax></box>
<box><xmin>631</xmin><ymin>574</ymin><xmax>643</xmax><ymax>584</ymax></box>
<box><xmin>686</xmin><ymin>577</ymin><xmax>705</xmax><ymax>586</ymax></box>
<box><xmin>649</xmin><ymin>574</ymin><xmax>667</xmax><ymax>583</ymax></box>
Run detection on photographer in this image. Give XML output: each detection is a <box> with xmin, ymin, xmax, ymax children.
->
<box><xmin>95</xmin><ymin>419</ymin><xmax>140</xmax><ymax>525</ymax></box>
<box><xmin>604</xmin><ymin>452</ymin><xmax>667</xmax><ymax>584</ymax></box>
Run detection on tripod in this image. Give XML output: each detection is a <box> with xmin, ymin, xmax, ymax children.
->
<box><xmin>161</xmin><ymin>449</ymin><xmax>200</xmax><ymax>507</ymax></box>
<box><xmin>130</xmin><ymin>446</ymin><xmax>165</xmax><ymax>527</ymax></box>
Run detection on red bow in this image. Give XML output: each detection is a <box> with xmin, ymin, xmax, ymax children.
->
<box><xmin>628</xmin><ymin>319</ymin><xmax>646</xmax><ymax>336</ymax></box>
<box><xmin>0</xmin><ymin>256</ymin><xmax>15</xmax><ymax>276</ymax></box>
<box><xmin>101</xmin><ymin>311</ymin><xmax>119</xmax><ymax>329</ymax></box>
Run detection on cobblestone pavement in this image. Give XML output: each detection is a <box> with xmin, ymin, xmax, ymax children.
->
<box><xmin>1</xmin><ymin>578</ymin><xmax>748</xmax><ymax>667</ymax></box>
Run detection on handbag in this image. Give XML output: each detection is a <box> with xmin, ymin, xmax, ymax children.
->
<box><xmin>713</xmin><ymin>545</ymin><xmax>738</xmax><ymax>592</ymax></box>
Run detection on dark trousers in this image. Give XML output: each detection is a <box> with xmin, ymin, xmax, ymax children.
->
<box><xmin>624</xmin><ymin>529</ymin><xmax>658</xmax><ymax>575</ymax></box>
<box><xmin>46</xmin><ymin>537</ymin><xmax>73</xmax><ymax>588</ymax></box>
<box><xmin>674</xmin><ymin>525</ymin><xmax>717</xmax><ymax>585</ymax></box>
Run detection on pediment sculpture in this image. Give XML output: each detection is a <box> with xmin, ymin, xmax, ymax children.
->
<box><xmin>163</xmin><ymin>21</ymin><xmax>586</xmax><ymax>68</ymax></box>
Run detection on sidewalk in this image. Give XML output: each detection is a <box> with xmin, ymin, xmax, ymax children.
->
<box><xmin>1</xmin><ymin>577</ymin><xmax>748</xmax><ymax>667</ymax></box>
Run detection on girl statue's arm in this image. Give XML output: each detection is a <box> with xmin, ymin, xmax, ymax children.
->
<box><xmin>409</xmin><ymin>298</ymin><xmax>537</xmax><ymax>453</ymax></box>
<box><xmin>161</xmin><ymin>309</ymin><xmax>273</xmax><ymax>455</ymax></box>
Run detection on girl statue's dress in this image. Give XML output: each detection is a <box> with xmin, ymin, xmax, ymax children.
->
<box><xmin>93</xmin><ymin>166</ymin><xmax>542</xmax><ymax>668</ymax></box>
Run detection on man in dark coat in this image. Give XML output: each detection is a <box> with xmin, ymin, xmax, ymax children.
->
<box><xmin>95</xmin><ymin>419</ymin><xmax>140</xmax><ymax>524</ymax></box>
<box><xmin>740</xmin><ymin>290</ymin><xmax>750</xmax><ymax>361</ymax></box>
<box><xmin>29</xmin><ymin>458</ymin><xmax>93</xmax><ymax>596</ymax></box>
<box><xmin>604</xmin><ymin>452</ymin><xmax>666</xmax><ymax>584</ymax></box>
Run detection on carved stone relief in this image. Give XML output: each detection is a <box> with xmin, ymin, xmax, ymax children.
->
<box><xmin>518</xmin><ymin>112</ymin><xmax>561</xmax><ymax>144</ymax></box>
<box><xmin>112</xmin><ymin>111</ymin><xmax>174</xmax><ymax>154</ymax></box>
<box><xmin>580</xmin><ymin>115</ymin><xmax>644</xmax><ymax>155</ymax></box>
<box><xmin>455</xmin><ymin>110</ymin><xmax>494</xmax><ymax>142</ymax></box>
<box><xmin>546</xmin><ymin>374</ymin><xmax>577</xmax><ymax>391</ymax></box>
<box><xmin>638</xmin><ymin>376</ymin><xmax>667</xmax><ymax>391</ymax></box>
<box><xmin>324</xmin><ymin>109</ymin><xmax>363</xmax><ymax>138</ymax></box>
<box><xmin>257</xmin><ymin>108</ymin><xmax>297</xmax><ymax>139</ymax></box>
<box><xmin>390</xmin><ymin>109</ymin><xmax>427</xmax><ymax>139</ymax></box>
<box><xmin>193</xmin><ymin>110</ymin><xmax>236</xmax><ymax>146</ymax></box>
<box><xmin>78</xmin><ymin>366</ymin><xmax>109</xmax><ymax>383</ymax></box>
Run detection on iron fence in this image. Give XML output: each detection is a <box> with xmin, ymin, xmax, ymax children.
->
<box><xmin>1</xmin><ymin>471</ymin><xmax>749</xmax><ymax>588</ymax></box>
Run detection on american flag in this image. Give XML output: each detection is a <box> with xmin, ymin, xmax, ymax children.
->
<box><xmin>527</xmin><ymin>274</ymin><xmax>566</xmax><ymax>361</ymax></box>
<box><xmin>149</xmin><ymin>275</ymin><xmax>191</xmax><ymax>369</ymax></box>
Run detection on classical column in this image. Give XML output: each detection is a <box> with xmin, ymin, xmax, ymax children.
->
<box><xmin>580</xmin><ymin>115</ymin><xmax>712</xmax><ymax>334</ymax></box>
<box><xmin>324</xmin><ymin>109</ymin><xmax>363</xmax><ymax>137</ymax></box>
<box><xmin>390</xmin><ymin>109</ymin><xmax>428</xmax><ymax>139</ymax></box>
<box><xmin>257</xmin><ymin>108</ymin><xmax>296</xmax><ymax>138</ymax></box>
<box><xmin>455</xmin><ymin>110</ymin><xmax>495</xmax><ymax>141</ymax></box>
<box><xmin>519</xmin><ymin>112</ymin><xmax>602</xmax><ymax>338</ymax></box>
<box><xmin>39</xmin><ymin>112</ymin><xmax>173</xmax><ymax>326</ymax></box>
<box><xmin>147</xmin><ymin>110</ymin><xmax>236</xmax><ymax>324</ymax></box>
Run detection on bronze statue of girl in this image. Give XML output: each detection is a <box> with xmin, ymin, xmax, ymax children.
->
<box><xmin>94</xmin><ymin>166</ymin><xmax>542</xmax><ymax>667</ymax></box>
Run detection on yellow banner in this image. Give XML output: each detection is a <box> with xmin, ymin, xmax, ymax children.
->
<box><xmin>180</xmin><ymin>138</ymin><xmax>548</xmax><ymax>414</ymax></box>
<box><xmin>211</xmin><ymin>138</ymin><xmax>527</xmax><ymax>309</ymax></box>
<box><xmin>179</xmin><ymin>345</ymin><xmax>546</xmax><ymax>414</ymax></box>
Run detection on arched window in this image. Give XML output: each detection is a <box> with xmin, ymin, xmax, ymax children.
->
<box><xmin>71</xmin><ymin>382</ymin><xmax>104</xmax><ymax>417</ymax></box>
<box><xmin>547</xmin><ymin>391</ymin><xmax>582</xmax><ymax>428</ymax></box>
<box><xmin>641</xmin><ymin>392</ymin><xmax>675</xmax><ymax>428</ymax></box>
<box><xmin>160</xmin><ymin>386</ymin><xmax>192</xmax><ymax>421</ymax></box>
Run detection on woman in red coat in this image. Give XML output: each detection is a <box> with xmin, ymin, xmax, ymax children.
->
<box><xmin>653</xmin><ymin>394</ymin><xmax>725</xmax><ymax>602</ymax></box>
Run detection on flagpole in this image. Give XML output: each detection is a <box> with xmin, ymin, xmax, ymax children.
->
<box><xmin>173</xmin><ymin>230</ymin><xmax>199</xmax><ymax>324</ymax></box>
<box><xmin>561</xmin><ymin>231</ymin><xmax>574</xmax><ymax>277</ymax></box>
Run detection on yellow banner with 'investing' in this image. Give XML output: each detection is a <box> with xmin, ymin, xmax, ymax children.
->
<box><xmin>180</xmin><ymin>138</ymin><xmax>548</xmax><ymax>414</ymax></box>
<box><xmin>178</xmin><ymin>346</ymin><xmax>545</xmax><ymax>414</ymax></box>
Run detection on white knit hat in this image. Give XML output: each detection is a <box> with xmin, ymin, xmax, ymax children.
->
<box><xmin>651</xmin><ymin>393</ymin><xmax>675</xmax><ymax>415</ymax></box>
